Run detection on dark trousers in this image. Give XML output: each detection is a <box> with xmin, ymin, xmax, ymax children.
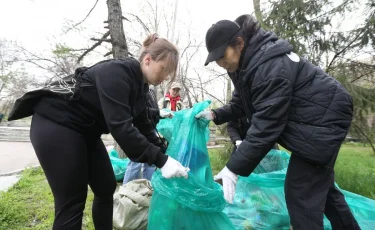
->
<box><xmin>30</xmin><ymin>113</ymin><xmax>116</xmax><ymax>230</ymax></box>
<box><xmin>285</xmin><ymin>153</ymin><xmax>361</xmax><ymax>230</ymax></box>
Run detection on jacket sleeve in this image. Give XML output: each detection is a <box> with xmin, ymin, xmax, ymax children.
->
<box><xmin>95</xmin><ymin>61</ymin><xmax>168</xmax><ymax>168</ymax></box>
<box><xmin>158</xmin><ymin>97</ymin><xmax>164</xmax><ymax>110</ymax></box>
<box><xmin>227</xmin><ymin>120</ymin><xmax>242</xmax><ymax>144</ymax></box>
<box><xmin>212</xmin><ymin>88</ymin><xmax>246</xmax><ymax>125</ymax></box>
<box><xmin>226</xmin><ymin>61</ymin><xmax>293</xmax><ymax>176</ymax></box>
<box><xmin>132</xmin><ymin>108</ymin><xmax>165</xmax><ymax>151</ymax></box>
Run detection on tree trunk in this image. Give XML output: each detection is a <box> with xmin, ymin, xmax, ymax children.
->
<box><xmin>181</xmin><ymin>77</ymin><xmax>193</xmax><ymax>107</ymax></box>
<box><xmin>107</xmin><ymin>0</ymin><xmax>128</xmax><ymax>58</ymax></box>
<box><xmin>107</xmin><ymin>0</ymin><xmax>128</xmax><ymax>158</ymax></box>
<box><xmin>353</xmin><ymin>123</ymin><xmax>375</xmax><ymax>154</ymax></box>
<box><xmin>253</xmin><ymin>0</ymin><xmax>263</xmax><ymax>24</ymax></box>
<box><xmin>226</xmin><ymin>77</ymin><xmax>232</xmax><ymax>103</ymax></box>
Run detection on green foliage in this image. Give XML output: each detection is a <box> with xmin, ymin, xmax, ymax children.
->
<box><xmin>335</xmin><ymin>143</ymin><xmax>375</xmax><ymax>199</ymax></box>
<box><xmin>262</xmin><ymin>0</ymin><xmax>353</xmax><ymax>65</ymax></box>
<box><xmin>52</xmin><ymin>44</ymin><xmax>74</xmax><ymax>58</ymax></box>
<box><xmin>259</xmin><ymin>0</ymin><xmax>375</xmax><ymax>152</ymax></box>
<box><xmin>208</xmin><ymin>143</ymin><xmax>234</xmax><ymax>175</ymax></box>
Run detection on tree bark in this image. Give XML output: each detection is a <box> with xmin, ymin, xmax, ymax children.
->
<box><xmin>107</xmin><ymin>0</ymin><xmax>128</xmax><ymax>58</ymax></box>
<box><xmin>107</xmin><ymin>0</ymin><xmax>128</xmax><ymax>158</ymax></box>
<box><xmin>226</xmin><ymin>77</ymin><xmax>232</xmax><ymax>103</ymax></box>
<box><xmin>353</xmin><ymin>123</ymin><xmax>375</xmax><ymax>154</ymax></box>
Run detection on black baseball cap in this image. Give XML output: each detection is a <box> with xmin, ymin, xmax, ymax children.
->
<box><xmin>204</xmin><ymin>20</ymin><xmax>241</xmax><ymax>66</ymax></box>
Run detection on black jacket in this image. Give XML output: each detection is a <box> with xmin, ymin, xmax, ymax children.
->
<box><xmin>227</xmin><ymin>117</ymin><xmax>279</xmax><ymax>151</ymax></box>
<box><xmin>34</xmin><ymin>58</ymin><xmax>168</xmax><ymax>168</ymax></box>
<box><xmin>227</xmin><ymin>117</ymin><xmax>250</xmax><ymax>144</ymax></box>
<box><xmin>213</xmin><ymin>29</ymin><xmax>353</xmax><ymax>176</ymax></box>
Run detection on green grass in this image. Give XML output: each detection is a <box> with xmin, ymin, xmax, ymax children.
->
<box><xmin>334</xmin><ymin>143</ymin><xmax>375</xmax><ymax>199</ymax></box>
<box><xmin>0</xmin><ymin>143</ymin><xmax>374</xmax><ymax>229</ymax></box>
<box><xmin>208</xmin><ymin>143</ymin><xmax>233</xmax><ymax>175</ymax></box>
<box><xmin>0</xmin><ymin>167</ymin><xmax>95</xmax><ymax>230</ymax></box>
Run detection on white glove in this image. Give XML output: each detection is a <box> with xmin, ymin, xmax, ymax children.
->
<box><xmin>195</xmin><ymin>111</ymin><xmax>214</xmax><ymax>120</ymax></box>
<box><xmin>235</xmin><ymin>140</ymin><xmax>242</xmax><ymax>148</ymax></box>
<box><xmin>214</xmin><ymin>166</ymin><xmax>238</xmax><ymax>204</ymax></box>
<box><xmin>160</xmin><ymin>110</ymin><xmax>174</xmax><ymax>118</ymax></box>
<box><xmin>160</xmin><ymin>156</ymin><xmax>190</xmax><ymax>179</ymax></box>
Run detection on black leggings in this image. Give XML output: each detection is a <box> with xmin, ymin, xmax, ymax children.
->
<box><xmin>30</xmin><ymin>113</ymin><xmax>116</xmax><ymax>230</ymax></box>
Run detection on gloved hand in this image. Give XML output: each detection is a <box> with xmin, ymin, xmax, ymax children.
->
<box><xmin>160</xmin><ymin>156</ymin><xmax>190</xmax><ymax>179</ymax></box>
<box><xmin>214</xmin><ymin>166</ymin><xmax>238</xmax><ymax>203</ymax></box>
<box><xmin>235</xmin><ymin>140</ymin><xmax>242</xmax><ymax>148</ymax></box>
<box><xmin>195</xmin><ymin>110</ymin><xmax>214</xmax><ymax>120</ymax></box>
<box><xmin>160</xmin><ymin>110</ymin><xmax>174</xmax><ymax>118</ymax></box>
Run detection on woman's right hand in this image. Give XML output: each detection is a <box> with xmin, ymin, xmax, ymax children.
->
<box><xmin>160</xmin><ymin>156</ymin><xmax>189</xmax><ymax>179</ymax></box>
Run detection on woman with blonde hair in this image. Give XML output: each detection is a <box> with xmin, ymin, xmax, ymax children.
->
<box><xmin>8</xmin><ymin>34</ymin><xmax>188</xmax><ymax>230</ymax></box>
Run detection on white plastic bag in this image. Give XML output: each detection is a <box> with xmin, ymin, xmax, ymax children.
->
<box><xmin>113</xmin><ymin>179</ymin><xmax>153</xmax><ymax>230</ymax></box>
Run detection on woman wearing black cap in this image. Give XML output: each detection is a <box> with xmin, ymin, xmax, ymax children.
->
<box><xmin>8</xmin><ymin>34</ymin><xmax>189</xmax><ymax>230</ymax></box>
<box><xmin>196</xmin><ymin>15</ymin><xmax>359</xmax><ymax>229</ymax></box>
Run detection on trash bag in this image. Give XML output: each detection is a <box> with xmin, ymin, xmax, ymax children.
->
<box><xmin>224</xmin><ymin>150</ymin><xmax>290</xmax><ymax>230</ymax></box>
<box><xmin>337</xmin><ymin>189</ymin><xmax>375</xmax><ymax>229</ymax></box>
<box><xmin>108</xmin><ymin>148</ymin><xmax>130</xmax><ymax>181</ymax></box>
<box><xmin>148</xmin><ymin>100</ymin><xmax>235</xmax><ymax>230</ymax></box>
<box><xmin>113</xmin><ymin>179</ymin><xmax>153</xmax><ymax>230</ymax></box>
<box><xmin>224</xmin><ymin>149</ymin><xmax>375</xmax><ymax>230</ymax></box>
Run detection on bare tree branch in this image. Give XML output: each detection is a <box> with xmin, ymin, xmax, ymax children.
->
<box><xmin>352</xmin><ymin>122</ymin><xmax>375</xmax><ymax>153</ymax></box>
<box><xmin>12</xmin><ymin>45</ymin><xmax>71</xmax><ymax>76</ymax></box>
<box><xmin>64</xmin><ymin>0</ymin><xmax>99</xmax><ymax>34</ymax></box>
<box><xmin>127</xmin><ymin>37</ymin><xmax>142</xmax><ymax>47</ymax></box>
<box><xmin>106</xmin><ymin>16</ymin><xmax>130</xmax><ymax>23</ymax></box>
<box><xmin>202</xmin><ymin>73</ymin><xmax>227</xmax><ymax>84</ymax></box>
<box><xmin>351</xmin><ymin>70</ymin><xmax>375</xmax><ymax>83</ymax></box>
<box><xmin>180</xmin><ymin>41</ymin><xmax>192</xmax><ymax>59</ymax></box>
<box><xmin>200</xmin><ymin>87</ymin><xmax>226</xmax><ymax>105</ymax></box>
<box><xmin>121</xmin><ymin>16</ymin><xmax>130</xmax><ymax>22</ymax></box>
<box><xmin>68</xmin><ymin>48</ymin><xmax>91</xmax><ymax>52</ymax></box>
<box><xmin>77</xmin><ymin>31</ymin><xmax>110</xmax><ymax>63</ymax></box>
<box><xmin>326</xmin><ymin>32</ymin><xmax>364</xmax><ymax>73</ymax></box>
<box><xmin>184</xmin><ymin>76</ymin><xmax>199</xmax><ymax>103</ymax></box>
<box><xmin>104</xmin><ymin>50</ymin><xmax>113</xmax><ymax>57</ymax></box>
<box><xmin>91</xmin><ymin>38</ymin><xmax>112</xmax><ymax>43</ymax></box>
<box><xmin>128</xmin><ymin>13</ymin><xmax>151</xmax><ymax>34</ymax></box>
<box><xmin>194</xmin><ymin>69</ymin><xmax>204</xmax><ymax>100</ymax></box>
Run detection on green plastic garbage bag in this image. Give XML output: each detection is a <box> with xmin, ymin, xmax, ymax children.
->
<box><xmin>148</xmin><ymin>100</ymin><xmax>235</xmax><ymax>230</ymax></box>
<box><xmin>109</xmin><ymin>149</ymin><xmax>130</xmax><ymax>182</ymax></box>
<box><xmin>224</xmin><ymin>149</ymin><xmax>375</xmax><ymax>230</ymax></box>
<box><xmin>338</xmin><ymin>189</ymin><xmax>375</xmax><ymax>229</ymax></box>
<box><xmin>224</xmin><ymin>150</ymin><xmax>290</xmax><ymax>230</ymax></box>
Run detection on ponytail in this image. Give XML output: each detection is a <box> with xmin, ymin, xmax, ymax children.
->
<box><xmin>229</xmin><ymin>14</ymin><xmax>260</xmax><ymax>47</ymax></box>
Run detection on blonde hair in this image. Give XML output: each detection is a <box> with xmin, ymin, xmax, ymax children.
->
<box><xmin>139</xmin><ymin>33</ymin><xmax>179</xmax><ymax>82</ymax></box>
